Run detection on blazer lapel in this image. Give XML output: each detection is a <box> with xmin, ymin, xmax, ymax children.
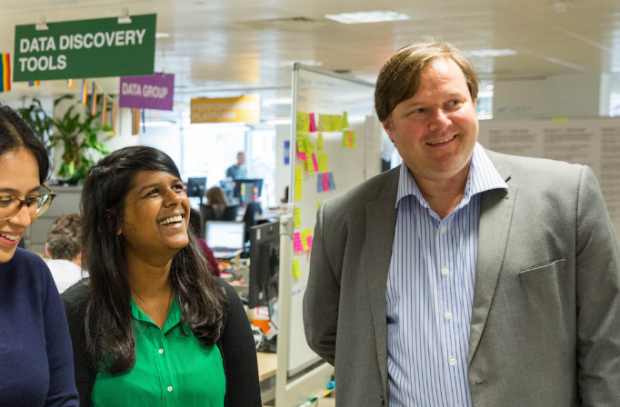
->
<box><xmin>468</xmin><ymin>153</ymin><xmax>517</xmax><ymax>366</ymax></box>
<box><xmin>364</xmin><ymin>168</ymin><xmax>400</xmax><ymax>394</ymax></box>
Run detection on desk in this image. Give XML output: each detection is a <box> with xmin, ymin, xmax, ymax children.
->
<box><xmin>257</xmin><ymin>351</ymin><xmax>277</xmax><ymax>381</ymax></box>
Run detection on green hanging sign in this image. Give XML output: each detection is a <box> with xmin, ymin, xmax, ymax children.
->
<box><xmin>13</xmin><ymin>14</ymin><xmax>156</xmax><ymax>82</ymax></box>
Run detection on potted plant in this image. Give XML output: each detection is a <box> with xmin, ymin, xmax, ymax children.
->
<box><xmin>15</xmin><ymin>97</ymin><xmax>54</xmax><ymax>153</ymax></box>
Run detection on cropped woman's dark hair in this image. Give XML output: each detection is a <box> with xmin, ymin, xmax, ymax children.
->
<box><xmin>81</xmin><ymin>146</ymin><xmax>227</xmax><ymax>374</ymax></box>
<box><xmin>0</xmin><ymin>103</ymin><xmax>50</xmax><ymax>183</ymax></box>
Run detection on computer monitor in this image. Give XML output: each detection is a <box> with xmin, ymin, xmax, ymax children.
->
<box><xmin>233</xmin><ymin>179</ymin><xmax>263</xmax><ymax>203</ymax></box>
<box><xmin>248</xmin><ymin>221</ymin><xmax>279</xmax><ymax>308</ymax></box>
<box><xmin>205</xmin><ymin>221</ymin><xmax>245</xmax><ymax>259</ymax></box>
<box><xmin>187</xmin><ymin>177</ymin><xmax>207</xmax><ymax>204</ymax></box>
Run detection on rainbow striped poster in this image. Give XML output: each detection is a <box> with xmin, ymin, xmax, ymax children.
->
<box><xmin>0</xmin><ymin>53</ymin><xmax>10</xmax><ymax>92</ymax></box>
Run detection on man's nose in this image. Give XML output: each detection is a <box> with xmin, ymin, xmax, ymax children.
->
<box><xmin>428</xmin><ymin>109</ymin><xmax>451</xmax><ymax>132</ymax></box>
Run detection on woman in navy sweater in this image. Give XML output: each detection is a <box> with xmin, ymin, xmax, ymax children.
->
<box><xmin>0</xmin><ymin>104</ymin><xmax>79</xmax><ymax>406</ymax></box>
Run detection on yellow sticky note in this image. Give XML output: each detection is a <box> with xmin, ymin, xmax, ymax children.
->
<box><xmin>334</xmin><ymin>115</ymin><xmax>343</xmax><ymax>132</ymax></box>
<box><xmin>342</xmin><ymin>132</ymin><xmax>349</xmax><ymax>147</ymax></box>
<box><xmin>553</xmin><ymin>117</ymin><xmax>568</xmax><ymax>123</ymax></box>
<box><xmin>318</xmin><ymin>153</ymin><xmax>328</xmax><ymax>172</ymax></box>
<box><xmin>317</xmin><ymin>133</ymin><xmax>324</xmax><ymax>152</ymax></box>
<box><xmin>307</xmin><ymin>141</ymin><xmax>315</xmax><ymax>153</ymax></box>
<box><xmin>305</xmin><ymin>157</ymin><xmax>315</xmax><ymax>174</ymax></box>
<box><xmin>294</xmin><ymin>208</ymin><xmax>301</xmax><ymax>228</ymax></box>
<box><xmin>350</xmin><ymin>130</ymin><xmax>357</xmax><ymax>147</ymax></box>
<box><xmin>296</xmin><ymin>132</ymin><xmax>306</xmax><ymax>153</ymax></box>
<box><xmin>318</xmin><ymin>114</ymin><xmax>325</xmax><ymax>132</ymax></box>
<box><xmin>300</xmin><ymin>229</ymin><xmax>312</xmax><ymax>251</ymax></box>
<box><xmin>295</xmin><ymin>166</ymin><xmax>303</xmax><ymax>201</ymax></box>
<box><xmin>342</xmin><ymin>111</ymin><xmax>349</xmax><ymax>129</ymax></box>
<box><xmin>323</xmin><ymin>115</ymin><xmax>332</xmax><ymax>132</ymax></box>
<box><xmin>303</xmin><ymin>134</ymin><xmax>311</xmax><ymax>153</ymax></box>
<box><xmin>303</xmin><ymin>113</ymin><xmax>310</xmax><ymax>132</ymax></box>
<box><xmin>296</xmin><ymin>112</ymin><xmax>305</xmax><ymax>131</ymax></box>
<box><xmin>317</xmin><ymin>201</ymin><xmax>322</xmax><ymax>211</ymax></box>
<box><xmin>292</xmin><ymin>259</ymin><xmax>302</xmax><ymax>278</ymax></box>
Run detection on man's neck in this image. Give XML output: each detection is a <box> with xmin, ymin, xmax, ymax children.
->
<box><xmin>411</xmin><ymin>163</ymin><xmax>471</xmax><ymax>219</ymax></box>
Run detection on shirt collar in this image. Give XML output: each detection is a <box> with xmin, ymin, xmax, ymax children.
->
<box><xmin>395</xmin><ymin>142</ymin><xmax>509</xmax><ymax>209</ymax></box>
<box><xmin>131</xmin><ymin>295</ymin><xmax>182</xmax><ymax>334</ymax></box>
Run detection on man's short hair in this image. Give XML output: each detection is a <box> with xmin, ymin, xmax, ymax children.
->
<box><xmin>375</xmin><ymin>38</ymin><xmax>480</xmax><ymax>122</ymax></box>
<box><xmin>46</xmin><ymin>213</ymin><xmax>82</xmax><ymax>260</ymax></box>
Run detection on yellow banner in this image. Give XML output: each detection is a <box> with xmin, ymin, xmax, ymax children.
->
<box><xmin>191</xmin><ymin>94</ymin><xmax>260</xmax><ymax>123</ymax></box>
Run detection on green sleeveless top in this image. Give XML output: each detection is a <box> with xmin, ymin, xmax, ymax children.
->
<box><xmin>91</xmin><ymin>297</ymin><xmax>226</xmax><ymax>407</ymax></box>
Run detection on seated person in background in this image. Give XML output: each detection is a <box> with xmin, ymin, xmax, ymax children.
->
<box><xmin>46</xmin><ymin>213</ymin><xmax>85</xmax><ymax>293</ymax></box>
<box><xmin>189</xmin><ymin>207</ymin><xmax>221</xmax><ymax>277</ymax></box>
<box><xmin>225</xmin><ymin>151</ymin><xmax>247</xmax><ymax>180</ymax></box>
<box><xmin>62</xmin><ymin>146</ymin><xmax>261</xmax><ymax>407</ymax></box>
<box><xmin>206</xmin><ymin>186</ymin><xmax>229</xmax><ymax>219</ymax></box>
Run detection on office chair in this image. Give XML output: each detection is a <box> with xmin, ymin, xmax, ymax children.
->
<box><xmin>243</xmin><ymin>202</ymin><xmax>261</xmax><ymax>243</ymax></box>
<box><xmin>221</xmin><ymin>205</ymin><xmax>240</xmax><ymax>221</ymax></box>
<box><xmin>199</xmin><ymin>205</ymin><xmax>217</xmax><ymax>230</ymax></box>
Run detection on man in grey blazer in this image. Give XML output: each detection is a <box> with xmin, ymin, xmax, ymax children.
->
<box><xmin>304</xmin><ymin>39</ymin><xmax>620</xmax><ymax>407</ymax></box>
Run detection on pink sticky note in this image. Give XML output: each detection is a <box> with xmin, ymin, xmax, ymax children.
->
<box><xmin>309</xmin><ymin>113</ymin><xmax>317</xmax><ymax>132</ymax></box>
<box><xmin>293</xmin><ymin>233</ymin><xmax>304</xmax><ymax>252</ymax></box>
<box><xmin>306</xmin><ymin>236</ymin><xmax>313</xmax><ymax>251</ymax></box>
<box><xmin>322</xmin><ymin>173</ymin><xmax>330</xmax><ymax>191</ymax></box>
<box><xmin>312</xmin><ymin>153</ymin><xmax>319</xmax><ymax>172</ymax></box>
<box><xmin>297</xmin><ymin>152</ymin><xmax>308</xmax><ymax>161</ymax></box>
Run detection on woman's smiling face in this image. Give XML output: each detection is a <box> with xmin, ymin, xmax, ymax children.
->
<box><xmin>118</xmin><ymin>170</ymin><xmax>190</xmax><ymax>262</ymax></box>
<box><xmin>0</xmin><ymin>149</ymin><xmax>41</xmax><ymax>263</ymax></box>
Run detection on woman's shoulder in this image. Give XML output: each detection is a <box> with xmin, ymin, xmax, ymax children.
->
<box><xmin>61</xmin><ymin>278</ymin><xmax>90</xmax><ymax>312</ymax></box>
<box><xmin>1</xmin><ymin>248</ymin><xmax>52</xmax><ymax>286</ymax></box>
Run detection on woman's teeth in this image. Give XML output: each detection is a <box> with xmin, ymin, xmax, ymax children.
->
<box><xmin>159</xmin><ymin>215</ymin><xmax>183</xmax><ymax>225</ymax></box>
<box><xmin>0</xmin><ymin>232</ymin><xmax>19</xmax><ymax>241</ymax></box>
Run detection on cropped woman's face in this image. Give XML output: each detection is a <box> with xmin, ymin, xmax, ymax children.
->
<box><xmin>118</xmin><ymin>170</ymin><xmax>190</xmax><ymax>264</ymax></box>
<box><xmin>0</xmin><ymin>149</ymin><xmax>40</xmax><ymax>263</ymax></box>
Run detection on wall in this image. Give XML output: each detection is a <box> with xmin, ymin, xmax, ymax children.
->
<box><xmin>493</xmin><ymin>73</ymin><xmax>608</xmax><ymax>119</ymax></box>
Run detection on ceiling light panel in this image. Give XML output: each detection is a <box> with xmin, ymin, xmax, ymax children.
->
<box><xmin>324</xmin><ymin>11</ymin><xmax>410</xmax><ymax>24</ymax></box>
<box><xmin>465</xmin><ymin>49</ymin><xmax>518</xmax><ymax>58</ymax></box>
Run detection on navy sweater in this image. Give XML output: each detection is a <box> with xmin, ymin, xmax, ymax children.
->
<box><xmin>0</xmin><ymin>248</ymin><xmax>79</xmax><ymax>406</ymax></box>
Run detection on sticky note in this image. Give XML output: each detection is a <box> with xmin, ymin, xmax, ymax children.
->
<box><xmin>307</xmin><ymin>141</ymin><xmax>315</xmax><ymax>153</ymax></box>
<box><xmin>317</xmin><ymin>201</ymin><xmax>322</xmax><ymax>210</ymax></box>
<box><xmin>295</xmin><ymin>166</ymin><xmax>303</xmax><ymax>201</ymax></box>
<box><xmin>309</xmin><ymin>113</ymin><xmax>317</xmax><ymax>132</ymax></box>
<box><xmin>342</xmin><ymin>111</ymin><xmax>349</xmax><ymax>129</ymax></box>
<box><xmin>303</xmin><ymin>134</ymin><xmax>311</xmax><ymax>153</ymax></box>
<box><xmin>350</xmin><ymin>130</ymin><xmax>357</xmax><ymax>147</ymax></box>
<box><xmin>334</xmin><ymin>115</ymin><xmax>343</xmax><ymax>132</ymax></box>
<box><xmin>317</xmin><ymin>133</ymin><xmax>324</xmax><ymax>152</ymax></box>
<box><xmin>317</xmin><ymin>175</ymin><xmax>324</xmax><ymax>192</ymax></box>
<box><xmin>293</xmin><ymin>233</ymin><xmax>304</xmax><ymax>252</ymax></box>
<box><xmin>312</xmin><ymin>153</ymin><xmax>319</xmax><ymax>172</ymax></box>
<box><xmin>328</xmin><ymin>172</ymin><xmax>336</xmax><ymax>190</ymax></box>
<box><xmin>297</xmin><ymin>152</ymin><xmax>308</xmax><ymax>161</ymax></box>
<box><xmin>296</xmin><ymin>132</ymin><xmax>306</xmax><ymax>153</ymax></box>
<box><xmin>306</xmin><ymin>236</ymin><xmax>313</xmax><ymax>251</ymax></box>
<box><xmin>318</xmin><ymin>153</ymin><xmax>328</xmax><ymax>172</ymax></box>
<box><xmin>323</xmin><ymin>114</ymin><xmax>332</xmax><ymax>132</ymax></box>
<box><xmin>294</xmin><ymin>208</ymin><xmax>301</xmax><ymax>228</ymax></box>
<box><xmin>305</xmin><ymin>158</ymin><xmax>315</xmax><ymax>174</ymax></box>
<box><xmin>296</xmin><ymin>112</ymin><xmax>304</xmax><ymax>131</ymax></box>
<box><xmin>322</xmin><ymin>173</ymin><xmax>330</xmax><ymax>192</ymax></box>
<box><xmin>300</xmin><ymin>229</ymin><xmax>312</xmax><ymax>251</ymax></box>
<box><xmin>318</xmin><ymin>114</ymin><xmax>325</xmax><ymax>132</ymax></box>
<box><xmin>292</xmin><ymin>259</ymin><xmax>302</xmax><ymax>278</ymax></box>
<box><xmin>347</xmin><ymin>131</ymin><xmax>353</xmax><ymax>148</ymax></box>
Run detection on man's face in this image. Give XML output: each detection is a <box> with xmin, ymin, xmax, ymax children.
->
<box><xmin>238</xmin><ymin>153</ymin><xmax>245</xmax><ymax>165</ymax></box>
<box><xmin>382</xmin><ymin>57</ymin><xmax>479</xmax><ymax>184</ymax></box>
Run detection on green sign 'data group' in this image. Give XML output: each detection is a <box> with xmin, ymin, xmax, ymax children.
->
<box><xmin>13</xmin><ymin>14</ymin><xmax>156</xmax><ymax>82</ymax></box>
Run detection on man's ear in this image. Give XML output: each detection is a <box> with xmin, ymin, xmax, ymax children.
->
<box><xmin>381</xmin><ymin>116</ymin><xmax>395</xmax><ymax>141</ymax></box>
<box><xmin>45</xmin><ymin>243</ymin><xmax>50</xmax><ymax>258</ymax></box>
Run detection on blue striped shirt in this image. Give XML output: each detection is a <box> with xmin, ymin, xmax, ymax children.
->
<box><xmin>386</xmin><ymin>143</ymin><xmax>508</xmax><ymax>407</ymax></box>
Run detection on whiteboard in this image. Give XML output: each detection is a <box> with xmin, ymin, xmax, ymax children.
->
<box><xmin>287</xmin><ymin>65</ymin><xmax>375</xmax><ymax>374</ymax></box>
<box><xmin>479</xmin><ymin>117</ymin><xmax>620</xmax><ymax>239</ymax></box>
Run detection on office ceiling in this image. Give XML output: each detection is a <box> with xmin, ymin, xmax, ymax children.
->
<box><xmin>0</xmin><ymin>0</ymin><xmax>619</xmax><ymax>100</ymax></box>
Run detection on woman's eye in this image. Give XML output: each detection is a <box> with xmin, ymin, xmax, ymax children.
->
<box><xmin>173</xmin><ymin>185</ymin><xmax>184</xmax><ymax>192</ymax></box>
<box><xmin>147</xmin><ymin>189</ymin><xmax>159</xmax><ymax>197</ymax></box>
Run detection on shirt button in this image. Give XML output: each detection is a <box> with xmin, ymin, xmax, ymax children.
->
<box><xmin>441</xmin><ymin>226</ymin><xmax>446</xmax><ymax>234</ymax></box>
<box><xmin>159</xmin><ymin>349</ymin><xmax>164</xmax><ymax>354</ymax></box>
<box><xmin>167</xmin><ymin>386</ymin><xmax>173</xmax><ymax>392</ymax></box>
<box><xmin>441</xmin><ymin>268</ymin><xmax>449</xmax><ymax>276</ymax></box>
<box><xmin>445</xmin><ymin>312</ymin><xmax>452</xmax><ymax>320</ymax></box>
<box><xmin>449</xmin><ymin>358</ymin><xmax>457</xmax><ymax>366</ymax></box>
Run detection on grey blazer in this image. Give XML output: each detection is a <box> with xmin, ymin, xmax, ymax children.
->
<box><xmin>304</xmin><ymin>149</ymin><xmax>620</xmax><ymax>407</ymax></box>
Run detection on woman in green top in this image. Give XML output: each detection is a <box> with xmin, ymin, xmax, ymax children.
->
<box><xmin>62</xmin><ymin>146</ymin><xmax>261</xmax><ymax>407</ymax></box>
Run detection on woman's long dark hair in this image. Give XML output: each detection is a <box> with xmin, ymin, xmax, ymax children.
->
<box><xmin>0</xmin><ymin>103</ymin><xmax>49</xmax><ymax>184</ymax></box>
<box><xmin>82</xmin><ymin>146</ymin><xmax>227</xmax><ymax>374</ymax></box>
